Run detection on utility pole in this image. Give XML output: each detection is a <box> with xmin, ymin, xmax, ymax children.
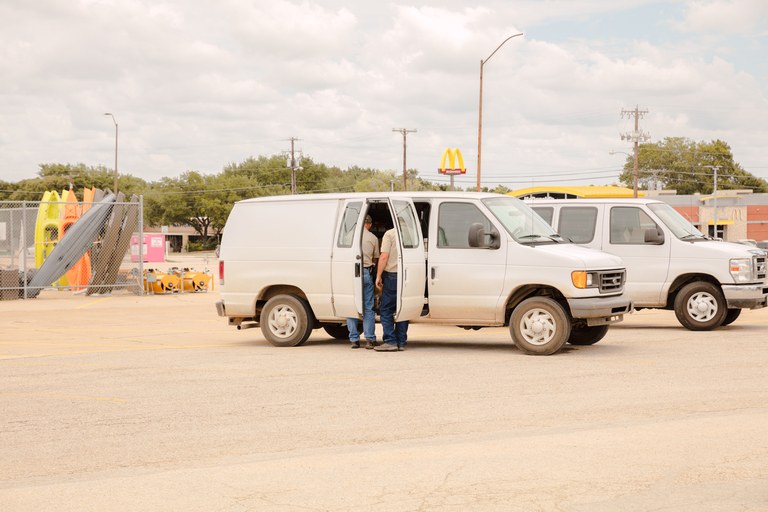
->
<box><xmin>392</xmin><ymin>128</ymin><xmax>416</xmax><ymax>191</ymax></box>
<box><xmin>284</xmin><ymin>137</ymin><xmax>302</xmax><ymax>194</ymax></box>
<box><xmin>620</xmin><ymin>106</ymin><xmax>650</xmax><ymax>198</ymax></box>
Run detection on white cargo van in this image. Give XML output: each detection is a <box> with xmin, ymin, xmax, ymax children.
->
<box><xmin>527</xmin><ymin>198</ymin><xmax>768</xmax><ymax>330</ymax></box>
<box><xmin>216</xmin><ymin>192</ymin><xmax>632</xmax><ymax>355</ymax></box>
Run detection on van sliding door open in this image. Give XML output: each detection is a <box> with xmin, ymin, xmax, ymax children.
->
<box><xmin>390</xmin><ymin>199</ymin><xmax>426</xmax><ymax>322</ymax></box>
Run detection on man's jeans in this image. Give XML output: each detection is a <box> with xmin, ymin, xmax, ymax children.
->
<box><xmin>347</xmin><ymin>267</ymin><xmax>376</xmax><ymax>342</ymax></box>
<box><xmin>380</xmin><ymin>271</ymin><xmax>408</xmax><ymax>346</ymax></box>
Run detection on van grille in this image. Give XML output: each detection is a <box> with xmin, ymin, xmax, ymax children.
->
<box><xmin>756</xmin><ymin>255</ymin><xmax>766</xmax><ymax>280</ymax></box>
<box><xmin>598</xmin><ymin>270</ymin><xmax>625</xmax><ymax>293</ymax></box>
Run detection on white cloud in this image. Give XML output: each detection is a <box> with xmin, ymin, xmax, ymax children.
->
<box><xmin>676</xmin><ymin>0</ymin><xmax>768</xmax><ymax>34</ymax></box>
<box><xmin>0</xmin><ymin>0</ymin><xmax>766</xmax><ymax>187</ymax></box>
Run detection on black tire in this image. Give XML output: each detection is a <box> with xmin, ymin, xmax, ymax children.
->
<box><xmin>567</xmin><ymin>324</ymin><xmax>609</xmax><ymax>345</ymax></box>
<box><xmin>722</xmin><ymin>308</ymin><xmax>742</xmax><ymax>326</ymax></box>
<box><xmin>673</xmin><ymin>281</ymin><xmax>726</xmax><ymax>331</ymax></box>
<box><xmin>260</xmin><ymin>294</ymin><xmax>314</xmax><ymax>347</ymax></box>
<box><xmin>509</xmin><ymin>297</ymin><xmax>570</xmax><ymax>355</ymax></box>
<box><xmin>323</xmin><ymin>323</ymin><xmax>350</xmax><ymax>340</ymax></box>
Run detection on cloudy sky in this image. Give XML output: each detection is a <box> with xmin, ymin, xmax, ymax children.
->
<box><xmin>1</xmin><ymin>0</ymin><xmax>766</xmax><ymax>190</ymax></box>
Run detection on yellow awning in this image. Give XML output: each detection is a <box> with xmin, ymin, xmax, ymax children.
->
<box><xmin>705</xmin><ymin>219</ymin><xmax>734</xmax><ymax>225</ymax></box>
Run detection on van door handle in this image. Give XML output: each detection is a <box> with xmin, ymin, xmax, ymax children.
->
<box><xmin>431</xmin><ymin>267</ymin><xmax>436</xmax><ymax>279</ymax></box>
<box><xmin>355</xmin><ymin>262</ymin><xmax>361</xmax><ymax>277</ymax></box>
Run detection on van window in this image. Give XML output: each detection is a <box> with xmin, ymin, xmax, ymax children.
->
<box><xmin>610</xmin><ymin>206</ymin><xmax>658</xmax><ymax>245</ymax></box>
<box><xmin>558</xmin><ymin>206</ymin><xmax>597</xmax><ymax>243</ymax></box>
<box><xmin>393</xmin><ymin>200</ymin><xmax>419</xmax><ymax>248</ymax></box>
<box><xmin>337</xmin><ymin>202</ymin><xmax>362</xmax><ymax>248</ymax></box>
<box><xmin>532</xmin><ymin>206</ymin><xmax>553</xmax><ymax>226</ymax></box>
<box><xmin>437</xmin><ymin>202</ymin><xmax>493</xmax><ymax>249</ymax></box>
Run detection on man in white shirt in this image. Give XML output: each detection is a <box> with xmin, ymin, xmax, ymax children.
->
<box><xmin>374</xmin><ymin>225</ymin><xmax>408</xmax><ymax>351</ymax></box>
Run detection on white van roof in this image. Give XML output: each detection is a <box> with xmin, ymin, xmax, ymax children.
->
<box><xmin>237</xmin><ymin>191</ymin><xmax>510</xmax><ymax>205</ymax></box>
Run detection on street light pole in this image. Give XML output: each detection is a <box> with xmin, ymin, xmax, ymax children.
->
<box><xmin>477</xmin><ymin>33</ymin><xmax>523</xmax><ymax>192</ymax></box>
<box><xmin>104</xmin><ymin>113</ymin><xmax>118</xmax><ymax>194</ymax></box>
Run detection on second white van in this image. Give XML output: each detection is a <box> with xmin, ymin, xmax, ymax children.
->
<box><xmin>528</xmin><ymin>198</ymin><xmax>768</xmax><ymax>330</ymax></box>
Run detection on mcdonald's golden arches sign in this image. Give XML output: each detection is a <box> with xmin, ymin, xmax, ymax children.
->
<box><xmin>438</xmin><ymin>148</ymin><xmax>467</xmax><ymax>175</ymax></box>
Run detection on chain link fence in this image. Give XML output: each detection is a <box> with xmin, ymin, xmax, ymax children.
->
<box><xmin>0</xmin><ymin>195</ymin><xmax>145</xmax><ymax>300</ymax></box>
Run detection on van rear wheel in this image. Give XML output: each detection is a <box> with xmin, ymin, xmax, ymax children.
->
<box><xmin>323</xmin><ymin>323</ymin><xmax>350</xmax><ymax>340</ymax></box>
<box><xmin>722</xmin><ymin>308</ymin><xmax>741</xmax><ymax>326</ymax></box>
<box><xmin>673</xmin><ymin>281</ymin><xmax>726</xmax><ymax>331</ymax></box>
<box><xmin>261</xmin><ymin>294</ymin><xmax>314</xmax><ymax>347</ymax></box>
<box><xmin>510</xmin><ymin>297</ymin><xmax>570</xmax><ymax>355</ymax></box>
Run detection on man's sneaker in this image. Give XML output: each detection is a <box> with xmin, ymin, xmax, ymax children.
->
<box><xmin>364</xmin><ymin>340</ymin><xmax>380</xmax><ymax>350</ymax></box>
<box><xmin>350</xmin><ymin>342</ymin><xmax>360</xmax><ymax>349</ymax></box>
<box><xmin>397</xmin><ymin>345</ymin><xmax>405</xmax><ymax>351</ymax></box>
<box><xmin>373</xmin><ymin>343</ymin><xmax>398</xmax><ymax>352</ymax></box>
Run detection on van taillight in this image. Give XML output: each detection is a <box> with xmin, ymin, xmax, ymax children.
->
<box><xmin>219</xmin><ymin>260</ymin><xmax>224</xmax><ymax>285</ymax></box>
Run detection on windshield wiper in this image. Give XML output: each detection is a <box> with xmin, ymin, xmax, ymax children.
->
<box><xmin>517</xmin><ymin>234</ymin><xmax>563</xmax><ymax>243</ymax></box>
<box><xmin>680</xmin><ymin>234</ymin><xmax>708</xmax><ymax>241</ymax></box>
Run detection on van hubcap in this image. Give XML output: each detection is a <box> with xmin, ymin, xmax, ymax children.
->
<box><xmin>520</xmin><ymin>308</ymin><xmax>556</xmax><ymax>346</ymax></box>
<box><xmin>687</xmin><ymin>292</ymin><xmax>717</xmax><ymax>322</ymax></box>
<box><xmin>269</xmin><ymin>305</ymin><xmax>298</xmax><ymax>338</ymax></box>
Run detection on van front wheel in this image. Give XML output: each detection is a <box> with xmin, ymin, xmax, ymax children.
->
<box><xmin>261</xmin><ymin>294</ymin><xmax>314</xmax><ymax>347</ymax></box>
<box><xmin>510</xmin><ymin>297</ymin><xmax>570</xmax><ymax>355</ymax></box>
<box><xmin>674</xmin><ymin>282</ymin><xmax>726</xmax><ymax>331</ymax></box>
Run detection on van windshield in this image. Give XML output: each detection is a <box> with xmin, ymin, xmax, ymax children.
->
<box><xmin>483</xmin><ymin>196</ymin><xmax>566</xmax><ymax>244</ymax></box>
<box><xmin>648</xmin><ymin>203</ymin><xmax>708</xmax><ymax>240</ymax></box>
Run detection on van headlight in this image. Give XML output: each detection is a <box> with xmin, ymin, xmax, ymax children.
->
<box><xmin>729</xmin><ymin>258</ymin><xmax>754</xmax><ymax>282</ymax></box>
<box><xmin>571</xmin><ymin>271</ymin><xmax>597</xmax><ymax>289</ymax></box>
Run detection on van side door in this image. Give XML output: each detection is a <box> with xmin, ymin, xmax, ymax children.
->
<box><xmin>330</xmin><ymin>198</ymin><xmax>426</xmax><ymax>321</ymax></box>
<box><xmin>390</xmin><ymin>199</ymin><xmax>427</xmax><ymax>321</ymax></box>
<box><xmin>330</xmin><ymin>200</ymin><xmax>364</xmax><ymax>318</ymax></box>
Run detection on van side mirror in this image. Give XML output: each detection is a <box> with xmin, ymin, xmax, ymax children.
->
<box><xmin>644</xmin><ymin>227</ymin><xmax>664</xmax><ymax>244</ymax></box>
<box><xmin>468</xmin><ymin>223</ymin><xmax>501</xmax><ymax>249</ymax></box>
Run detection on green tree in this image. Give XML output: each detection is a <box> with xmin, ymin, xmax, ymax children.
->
<box><xmin>144</xmin><ymin>172</ymin><xmax>221</xmax><ymax>244</ymax></box>
<box><xmin>618</xmin><ymin>138</ymin><xmax>767</xmax><ymax>194</ymax></box>
<box><xmin>0</xmin><ymin>180</ymin><xmax>17</xmax><ymax>201</ymax></box>
<box><xmin>7</xmin><ymin>163</ymin><xmax>148</xmax><ymax>200</ymax></box>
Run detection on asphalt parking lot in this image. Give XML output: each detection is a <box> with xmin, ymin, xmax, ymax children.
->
<box><xmin>1</xmin><ymin>288</ymin><xmax>767</xmax><ymax>511</ymax></box>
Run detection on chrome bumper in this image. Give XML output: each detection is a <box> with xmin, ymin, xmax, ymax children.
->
<box><xmin>567</xmin><ymin>294</ymin><xmax>634</xmax><ymax>326</ymax></box>
<box><xmin>722</xmin><ymin>284</ymin><xmax>768</xmax><ymax>309</ymax></box>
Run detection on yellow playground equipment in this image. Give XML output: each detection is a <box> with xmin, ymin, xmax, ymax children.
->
<box><xmin>142</xmin><ymin>269</ymin><xmax>180</xmax><ymax>294</ymax></box>
<box><xmin>171</xmin><ymin>267</ymin><xmax>213</xmax><ymax>292</ymax></box>
<box><xmin>142</xmin><ymin>268</ymin><xmax>213</xmax><ymax>294</ymax></box>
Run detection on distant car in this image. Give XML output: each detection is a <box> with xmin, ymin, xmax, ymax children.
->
<box><xmin>757</xmin><ymin>240</ymin><xmax>768</xmax><ymax>249</ymax></box>
<box><xmin>737</xmin><ymin>239</ymin><xmax>757</xmax><ymax>246</ymax></box>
